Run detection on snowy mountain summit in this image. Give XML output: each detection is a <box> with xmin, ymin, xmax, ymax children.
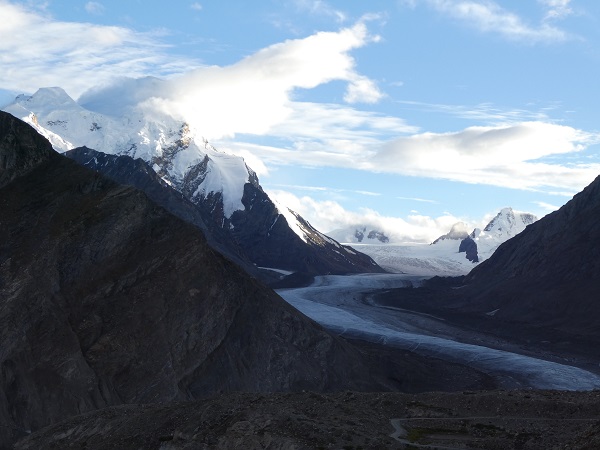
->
<box><xmin>4</xmin><ymin>87</ymin><xmax>382</xmax><ymax>275</ymax></box>
<box><xmin>475</xmin><ymin>207</ymin><xmax>537</xmax><ymax>239</ymax></box>
<box><xmin>465</xmin><ymin>208</ymin><xmax>538</xmax><ymax>262</ymax></box>
<box><xmin>5</xmin><ymin>87</ymin><xmax>252</xmax><ymax>218</ymax></box>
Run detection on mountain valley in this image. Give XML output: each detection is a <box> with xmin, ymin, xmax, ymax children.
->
<box><xmin>2</xmin><ymin>101</ymin><xmax>600</xmax><ymax>449</ymax></box>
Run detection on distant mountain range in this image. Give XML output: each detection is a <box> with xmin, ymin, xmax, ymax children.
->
<box><xmin>330</xmin><ymin>208</ymin><xmax>538</xmax><ymax>276</ymax></box>
<box><xmin>3</xmin><ymin>88</ymin><xmax>383</xmax><ymax>278</ymax></box>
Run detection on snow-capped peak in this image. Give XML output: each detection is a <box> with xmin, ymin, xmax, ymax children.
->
<box><xmin>482</xmin><ymin>207</ymin><xmax>537</xmax><ymax>238</ymax></box>
<box><xmin>3</xmin><ymin>87</ymin><xmax>254</xmax><ymax>218</ymax></box>
<box><xmin>16</xmin><ymin>87</ymin><xmax>79</xmax><ymax>112</ymax></box>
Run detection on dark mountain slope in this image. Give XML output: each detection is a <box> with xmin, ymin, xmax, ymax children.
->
<box><xmin>64</xmin><ymin>146</ymin><xmax>262</xmax><ymax>280</ymax></box>
<box><xmin>0</xmin><ymin>111</ymin><xmax>54</xmax><ymax>188</ymax></box>
<box><xmin>374</xmin><ymin>174</ymin><xmax>600</xmax><ymax>364</ymax></box>
<box><xmin>461</xmin><ymin>174</ymin><xmax>600</xmax><ymax>334</ymax></box>
<box><xmin>0</xmin><ymin>112</ymin><xmax>384</xmax><ymax>448</ymax></box>
<box><xmin>229</xmin><ymin>183</ymin><xmax>384</xmax><ymax>275</ymax></box>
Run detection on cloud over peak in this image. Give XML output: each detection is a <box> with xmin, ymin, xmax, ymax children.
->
<box><xmin>139</xmin><ymin>22</ymin><xmax>384</xmax><ymax>139</ymax></box>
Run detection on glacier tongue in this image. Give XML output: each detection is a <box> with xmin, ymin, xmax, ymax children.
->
<box><xmin>3</xmin><ymin>87</ymin><xmax>249</xmax><ymax>218</ymax></box>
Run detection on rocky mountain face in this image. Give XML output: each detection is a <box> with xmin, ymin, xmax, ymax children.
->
<box><xmin>0</xmin><ymin>111</ymin><xmax>54</xmax><ymax>188</ymax></box>
<box><xmin>3</xmin><ymin>88</ymin><xmax>383</xmax><ymax>276</ymax></box>
<box><xmin>0</xmin><ymin>112</ymin><xmax>386</xmax><ymax>448</ymax></box>
<box><xmin>461</xmin><ymin>175</ymin><xmax>600</xmax><ymax>335</ymax></box>
<box><xmin>229</xmin><ymin>188</ymin><xmax>383</xmax><ymax>275</ymax></box>
<box><xmin>458</xmin><ymin>236</ymin><xmax>479</xmax><ymax>263</ymax></box>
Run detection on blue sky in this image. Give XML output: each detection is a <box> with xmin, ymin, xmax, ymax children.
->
<box><xmin>1</xmin><ymin>0</ymin><xmax>600</xmax><ymax>241</ymax></box>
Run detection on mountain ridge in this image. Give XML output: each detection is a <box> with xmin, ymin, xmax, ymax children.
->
<box><xmin>4</xmin><ymin>87</ymin><xmax>383</xmax><ymax>276</ymax></box>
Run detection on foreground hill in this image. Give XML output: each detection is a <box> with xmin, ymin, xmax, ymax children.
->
<box><xmin>0</xmin><ymin>112</ymin><xmax>384</xmax><ymax>448</ymax></box>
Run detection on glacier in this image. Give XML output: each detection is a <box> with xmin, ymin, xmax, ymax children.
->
<box><xmin>278</xmin><ymin>274</ymin><xmax>600</xmax><ymax>391</ymax></box>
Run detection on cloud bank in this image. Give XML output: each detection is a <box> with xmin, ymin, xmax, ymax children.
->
<box><xmin>372</xmin><ymin>122</ymin><xmax>600</xmax><ymax>192</ymax></box>
<box><xmin>1</xmin><ymin>0</ymin><xmax>598</xmax><ymax>231</ymax></box>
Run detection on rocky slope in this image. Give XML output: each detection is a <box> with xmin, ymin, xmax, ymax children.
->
<box><xmin>0</xmin><ymin>112</ymin><xmax>386</xmax><ymax>448</ymax></box>
<box><xmin>3</xmin><ymin>88</ymin><xmax>383</xmax><ymax>276</ymax></box>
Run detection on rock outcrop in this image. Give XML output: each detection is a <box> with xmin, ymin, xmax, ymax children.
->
<box><xmin>459</xmin><ymin>236</ymin><xmax>479</xmax><ymax>262</ymax></box>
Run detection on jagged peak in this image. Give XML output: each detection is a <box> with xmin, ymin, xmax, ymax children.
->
<box><xmin>483</xmin><ymin>207</ymin><xmax>537</xmax><ymax>234</ymax></box>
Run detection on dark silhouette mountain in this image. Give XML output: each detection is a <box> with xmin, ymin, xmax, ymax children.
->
<box><xmin>0</xmin><ymin>112</ymin><xmax>387</xmax><ymax>448</ymax></box>
<box><xmin>461</xmin><ymin>174</ymin><xmax>600</xmax><ymax>335</ymax></box>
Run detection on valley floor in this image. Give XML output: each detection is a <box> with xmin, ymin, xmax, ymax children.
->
<box><xmin>16</xmin><ymin>390</ymin><xmax>600</xmax><ymax>449</ymax></box>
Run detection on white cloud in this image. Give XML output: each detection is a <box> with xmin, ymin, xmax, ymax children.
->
<box><xmin>426</xmin><ymin>0</ymin><xmax>569</xmax><ymax>42</ymax></box>
<box><xmin>395</xmin><ymin>100</ymin><xmax>554</xmax><ymax>123</ymax></box>
<box><xmin>344</xmin><ymin>75</ymin><xmax>384</xmax><ymax>104</ymax></box>
<box><xmin>538</xmin><ymin>0</ymin><xmax>573</xmax><ymax>21</ymax></box>
<box><xmin>266</xmin><ymin>189</ymin><xmax>467</xmax><ymax>242</ymax></box>
<box><xmin>141</xmin><ymin>22</ymin><xmax>383</xmax><ymax>139</ymax></box>
<box><xmin>267</xmin><ymin>183</ymin><xmax>381</xmax><ymax>197</ymax></box>
<box><xmin>397</xmin><ymin>196</ymin><xmax>438</xmax><ymax>204</ymax></box>
<box><xmin>292</xmin><ymin>0</ymin><xmax>347</xmax><ymax>22</ymax></box>
<box><xmin>221</xmin><ymin>119</ymin><xmax>600</xmax><ymax>196</ymax></box>
<box><xmin>85</xmin><ymin>1</ymin><xmax>104</xmax><ymax>15</ymax></box>
<box><xmin>533</xmin><ymin>200</ymin><xmax>560</xmax><ymax>212</ymax></box>
<box><xmin>190</xmin><ymin>2</ymin><xmax>202</xmax><ymax>11</ymax></box>
<box><xmin>372</xmin><ymin>121</ymin><xmax>600</xmax><ymax>192</ymax></box>
<box><xmin>0</xmin><ymin>1</ymin><xmax>198</xmax><ymax>98</ymax></box>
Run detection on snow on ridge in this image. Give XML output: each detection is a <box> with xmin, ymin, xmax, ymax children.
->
<box><xmin>273</xmin><ymin>199</ymin><xmax>308</xmax><ymax>243</ymax></box>
<box><xmin>193</xmin><ymin>146</ymin><xmax>249</xmax><ymax>218</ymax></box>
<box><xmin>3</xmin><ymin>87</ymin><xmax>252</xmax><ymax>218</ymax></box>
